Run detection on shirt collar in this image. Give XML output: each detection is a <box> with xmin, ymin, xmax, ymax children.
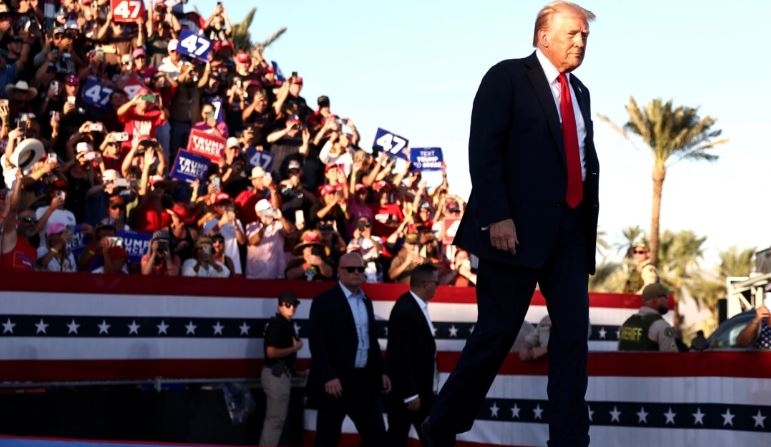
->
<box><xmin>339</xmin><ymin>282</ymin><xmax>363</xmax><ymax>299</ymax></box>
<box><xmin>535</xmin><ymin>48</ymin><xmax>566</xmax><ymax>86</ymax></box>
<box><xmin>409</xmin><ymin>290</ymin><xmax>428</xmax><ymax>312</ymax></box>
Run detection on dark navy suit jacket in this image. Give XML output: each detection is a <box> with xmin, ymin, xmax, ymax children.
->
<box><xmin>307</xmin><ymin>284</ymin><xmax>385</xmax><ymax>398</ymax></box>
<box><xmin>386</xmin><ymin>292</ymin><xmax>437</xmax><ymax>404</ymax></box>
<box><xmin>454</xmin><ymin>52</ymin><xmax>600</xmax><ymax>273</ymax></box>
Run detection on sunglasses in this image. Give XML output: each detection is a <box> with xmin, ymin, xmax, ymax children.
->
<box><xmin>342</xmin><ymin>266</ymin><xmax>366</xmax><ymax>273</ymax></box>
<box><xmin>633</xmin><ymin>250</ymin><xmax>647</xmax><ymax>255</ymax></box>
<box><xmin>109</xmin><ymin>204</ymin><xmax>124</xmax><ymax>210</ymax></box>
<box><xmin>281</xmin><ymin>302</ymin><xmax>298</xmax><ymax>308</ymax></box>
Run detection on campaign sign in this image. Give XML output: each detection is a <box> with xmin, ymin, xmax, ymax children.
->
<box><xmin>246</xmin><ymin>148</ymin><xmax>273</xmax><ymax>171</ymax></box>
<box><xmin>171</xmin><ymin>149</ymin><xmax>211</xmax><ymax>182</ymax></box>
<box><xmin>120</xmin><ymin>73</ymin><xmax>146</xmax><ymax>100</ymax></box>
<box><xmin>177</xmin><ymin>29</ymin><xmax>212</xmax><ymax>61</ymax></box>
<box><xmin>186</xmin><ymin>128</ymin><xmax>225</xmax><ymax>162</ymax></box>
<box><xmin>81</xmin><ymin>76</ymin><xmax>115</xmax><ymax>109</ymax></box>
<box><xmin>410</xmin><ymin>147</ymin><xmax>444</xmax><ymax>171</ymax></box>
<box><xmin>117</xmin><ymin>229</ymin><xmax>152</xmax><ymax>265</ymax></box>
<box><xmin>442</xmin><ymin>217</ymin><xmax>460</xmax><ymax>245</ymax></box>
<box><xmin>111</xmin><ymin>0</ymin><xmax>145</xmax><ymax>23</ymax></box>
<box><xmin>372</xmin><ymin>128</ymin><xmax>409</xmax><ymax>159</ymax></box>
<box><xmin>65</xmin><ymin>225</ymin><xmax>87</xmax><ymax>259</ymax></box>
<box><xmin>211</xmin><ymin>98</ymin><xmax>225</xmax><ymax>123</ymax></box>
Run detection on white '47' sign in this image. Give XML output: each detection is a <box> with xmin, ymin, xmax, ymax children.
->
<box><xmin>111</xmin><ymin>0</ymin><xmax>145</xmax><ymax>22</ymax></box>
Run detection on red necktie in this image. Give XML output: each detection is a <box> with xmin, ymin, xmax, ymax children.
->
<box><xmin>558</xmin><ymin>73</ymin><xmax>583</xmax><ymax>208</ymax></box>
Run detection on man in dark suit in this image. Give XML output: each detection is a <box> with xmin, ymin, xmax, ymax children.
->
<box><xmin>422</xmin><ymin>3</ymin><xmax>599</xmax><ymax>447</ymax></box>
<box><xmin>386</xmin><ymin>264</ymin><xmax>439</xmax><ymax>447</ymax></box>
<box><xmin>307</xmin><ymin>252</ymin><xmax>391</xmax><ymax>447</ymax></box>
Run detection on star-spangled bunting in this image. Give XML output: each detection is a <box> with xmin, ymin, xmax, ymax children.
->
<box><xmin>474</xmin><ymin>399</ymin><xmax>771</xmax><ymax>432</ymax></box>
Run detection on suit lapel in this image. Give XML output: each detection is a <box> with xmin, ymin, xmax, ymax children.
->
<box><xmin>524</xmin><ymin>52</ymin><xmax>563</xmax><ymax>153</ymax></box>
<box><xmin>404</xmin><ymin>293</ymin><xmax>436</xmax><ymax>345</ymax></box>
<box><xmin>569</xmin><ymin>75</ymin><xmax>591</xmax><ymax>134</ymax></box>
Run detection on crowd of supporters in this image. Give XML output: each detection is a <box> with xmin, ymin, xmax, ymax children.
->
<box><xmin>0</xmin><ymin>0</ymin><xmax>477</xmax><ymax>285</ymax></box>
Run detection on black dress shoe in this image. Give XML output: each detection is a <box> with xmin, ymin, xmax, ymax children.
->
<box><xmin>421</xmin><ymin>419</ymin><xmax>456</xmax><ymax>447</ymax></box>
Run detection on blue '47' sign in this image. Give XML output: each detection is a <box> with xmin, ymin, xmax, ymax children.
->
<box><xmin>81</xmin><ymin>76</ymin><xmax>115</xmax><ymax>109</ymax></box>
<box><xmin>372</xmin><ymin>128</ymin><xmax>409</xmax><ymax>159</ymax></box>
<box><xmin>177</xmin><ymin>29</ymin><xmax>212</xmax><ymax>61</ymax></box>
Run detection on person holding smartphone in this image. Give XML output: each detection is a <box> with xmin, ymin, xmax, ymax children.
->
<box><xmin>191</xmin><ymin>102</ymin><xmax>229</xmax><ymax>138</ymax></box>
<box><xmin>140</xmin><ymin>230</ymin><xmax>181</xmax><ymax>276</ymax></box>
<box><xmin>116</xmin><ymin>89</ymin><xmax>167</xmax><ymax>151</ymax></box>
<box><xmin>181</xmin><ymin>236</ymin><xmax>230</xmax><ymax>277</ymax></box>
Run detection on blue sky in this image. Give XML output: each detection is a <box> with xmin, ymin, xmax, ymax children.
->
<box><xmin>195</xmin><ymin>0</ymin><xmax>771</xmax><ymax>262</ymax></box>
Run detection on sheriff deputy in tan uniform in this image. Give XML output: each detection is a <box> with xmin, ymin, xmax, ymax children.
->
<box><xmin>618</xmin><ymin>283</ymin><xmax>677</xmax><ymax>352</ymax></box>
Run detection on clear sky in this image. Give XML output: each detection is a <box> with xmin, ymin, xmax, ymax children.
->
<box><xmin>195</xmin><ymin>0</ymin><xmax>771</xmax><ymax>263</ymax></box>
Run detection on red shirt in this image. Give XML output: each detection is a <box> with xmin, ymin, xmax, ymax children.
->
<box><xmin>0</xmin><ymin>237</ymin><xmax>37</xmax><ymax>272</ymax></box>
<box><xmin>133</xmin><ymin>200</ymin><xmax>172</xmax><ymax>233</ymax></box>
<box><xmin>119</xmin><ymin>107</ymin><xmax>166</xmax><ymax>150</ymax></box>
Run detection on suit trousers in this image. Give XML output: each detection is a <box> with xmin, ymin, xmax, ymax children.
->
<box><xmin>314</xmin><ymin>369</ymin><xmax>387</xmax><ymax>447</ymax></box>
<box><xmin>429</xmin><ymin>206</ymin><xmax>590</xmax><ymax>447</ymax></box>
<box><xmin>386</xmin><ymin>394</ymin><xmax>434</xmax><ymax>447</ymax></box>
<box><xmin>259</xmin><ymin>366</ymin><xmax>291</xmax><ymax>446</ymax></box>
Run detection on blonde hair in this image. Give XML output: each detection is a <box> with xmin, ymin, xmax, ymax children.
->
<box><xmin>532</xmin><ymin>1</ymin><xmax>596</xmax><ymax>47</ymax></box>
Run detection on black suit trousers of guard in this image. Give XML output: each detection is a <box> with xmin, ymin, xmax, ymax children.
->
<box><xmin>386</xmin><ymin>393</ymin><xmax>434</xmax><ymax>447</ymax></box>
<box><xmin>314</xmin><ymin>369</ymin><xmax>387</xmax><ymax>447</ymax></box>
<box><xmin>429</xmin><ymin>205</ymin><xmax>591</xmax><ymax>447</ymax></box>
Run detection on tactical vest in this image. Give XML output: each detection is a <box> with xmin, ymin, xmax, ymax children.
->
<box><xmin>618</xmin><ymin>313</ymin><xmax>662</xmax><ymax>351</ymax></box>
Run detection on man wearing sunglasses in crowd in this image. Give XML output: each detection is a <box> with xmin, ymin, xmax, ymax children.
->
<box><xmin>307</xmin><ymin>252</ymin><xmax>391</xmax><ymax>447</ymax></box>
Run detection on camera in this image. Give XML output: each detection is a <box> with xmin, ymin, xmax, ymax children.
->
<box><xmin>107</xmin><ymin>236</ymin><xmax>124</xmax><ymax>247</ymax></box>
<box><xmin>54</xmin><ymin>190</ymin><xmax>67</xmax><ymax>201</ymax></box>
<box><xmin>115</xmin><ymin>132</ymin><xmax>129</xmax><ymax>142</ymax></box>
<box><xmin>357</xmin><ymin>221</ymin><xmax>369</xmax><ymax>231</ymax></box>
<box><xmin>319</xmin><ymin>223</ymin><xmax>334</xmax><ymax>232</ymax></box>
<box><xmin>157</xmin><ymin>239</ymin><xmax>170</xmax><ymax>252</ymax></box>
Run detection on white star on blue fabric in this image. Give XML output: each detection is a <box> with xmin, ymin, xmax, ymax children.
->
<box><xmin>721</xmin><ymin>408</ymin><xmax>734</xmax><ymax>426</ymax></box>
<box><xmin>239</xmin><ymin>322</ymin><xmax>251</xmax><ymax>335</ymax></box>
<box><xmin>664</xmin><ymin>407</ymin><xmax>676</xmax><ymax>425</ymax></box>
<box><xmin>636</xmin><ymin>407</ymin><xmax>648</xmax><ymax>424</ymax></box>
<box><xmin>67</xmin><ymin>319</ymin><xmax>80</xmax><ymax>335</ymax></box>
<box><xmin>489</xmin><ymin>402</ymin><xmax>499</xmax><ymax>418</ymax></box>
<box><xmin>533</xmin><ymin>404</ymin><xmax>544</xmax><ymax>420</ymax></box>
<box><xmin>212</xmin><ymin>321</ymin><xmax>224</xmax><ymax>335</ymax></box>
<box><xmin>692</xmin><ymin>408</ymin><xmax>705</xmax><ymax>425</ymax></box>
<box><xmin>98</xmin><ymin>320</ymin><xmax>111</xmax><ymax>335</ymax></box>
<box><xmin>753</xmin><ymin>409</ymin><xmax>766</xmax><ymax>428</ymax></box>
<box><xmin>157</xmin><ymin>321</ymin><xmax>169</xmax><ymax>335</ymax></box>
<box><xmin>510</xmin><ymin>404</ymin><xmax>520</xmax><ymax>419</ymax></box>
<box><xmin>609</xmin><ymin>406</ymin><xmax>621</xmax><ymax>423</ymax></box>
<box><xmin>448</xmin><ymin>325</ymin><xmax>458</xmax><ymax>337</ymax></box>
<box><xmin>128</xmin><ymin>321</ymin><xmax>141</xmax><ymax>335</ymax></box>
<box><xmin>185</xmin><ymin>321</ymin><xmax>197</xmax><ymax>335</ymax></box>
<box><xmin>3</xmin><ymin>318</ymin><xmax>16</xmax><ymax>334</ymax></box>
<box><xmin>35</xmin><ymin>318</ymin><xmax>49</xmax><ymax>334</ymax></box>
<box><xmin>598</xmin><ymin>327</ymin><xmax>607</xmax><ymax>339</ymax></box>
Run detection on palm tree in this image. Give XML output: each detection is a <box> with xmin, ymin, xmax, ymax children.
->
<box><xmin>598</xmin><ymin>98</ymin><xmax>725</xmax><ymax>266</ymax></box>
<box><xmin>681</xmin><ymin>245</ymin><xmax>755</xmax><ymax>340</ymax></box>
<box><xmin>230</xmin><ymin>7</ymin><xmax>287</xmax><ymax>54</ymax></box>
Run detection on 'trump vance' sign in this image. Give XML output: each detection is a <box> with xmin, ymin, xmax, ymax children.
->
<box><xmin>186</xmin><ymin>129</ymin><xmax>225</xmax><ymax>162</ymax></box>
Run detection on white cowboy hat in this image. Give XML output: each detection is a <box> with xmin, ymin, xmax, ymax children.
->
<box><xmin>4</xmin><ymin>80</ymin><xmax>38</xmax><ymax>98</ymax></box>
<box><xmin>11</xmin><ymin>138</ymin><xmax>45</xmax><ymax>173</ymax></box>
